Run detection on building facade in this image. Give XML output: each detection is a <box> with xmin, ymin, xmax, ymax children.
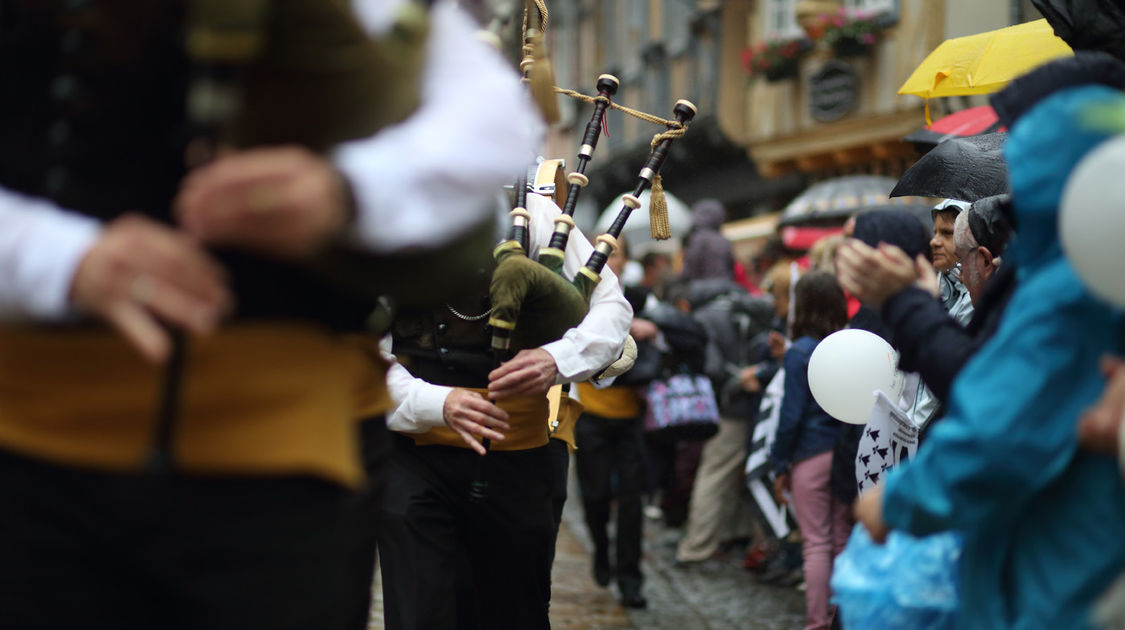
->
<box><xmin>542</xmin><ymin>0</ymin><xmax>1037</xmax><ymax>226</ymax></box>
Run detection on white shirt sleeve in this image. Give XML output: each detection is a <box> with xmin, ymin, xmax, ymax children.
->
<box><xmin>337</xmin><ymin>0</ymin><xmax>544</xmax><ymax>254</ymax></box>
<box><xmin>0</xmin><ymin>188</ymin><xmax>101</xmax><ymax>322</ymax></box>
<box><xmin>523</xmin><ymin>194</ymin><xmax>633</xmax><ymax>384</ymax></box>
<box><xmin>380</xmin><ymin>334</ymin><xmax>454</xmax><ymax>433</ymax></box>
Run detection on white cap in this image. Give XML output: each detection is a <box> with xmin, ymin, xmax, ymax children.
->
<box><xmin>932</xmin><ymin>198</ymin><xmax>971</xmax><ymax>213</ymax></box>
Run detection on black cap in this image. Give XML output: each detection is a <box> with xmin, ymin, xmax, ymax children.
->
<box><xmin>966</xmin><ymin>194</ymin><xmax>1014</xmax><ymax>256</ymax></box>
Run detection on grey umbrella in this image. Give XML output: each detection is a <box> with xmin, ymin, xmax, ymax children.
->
<box><xmin>890</xmin><ymin>132</ymin><xmax>1009</xmax><ymax>202</ymax></box>
<box><xmin>779</xmin><ymin>175</ymin><xmax>930</xmax><ymax>227</ymax></box>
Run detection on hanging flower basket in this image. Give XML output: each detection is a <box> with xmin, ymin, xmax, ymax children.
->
<box><xmin>764</xmin><ymin>59</ymin><xmax>801</xmax><ymax>82</ymax></box>
<box><xmin>832</xmin><ymin>34</ymin><xmax>874</xmax><ymax>57</ymax></box>
<box><xmin>820</xmin><ymin>9</ymin><xmax>888</xmax><ymax>57</ymax></box>
<box><xmin>740</xmin><ymin>36</ymin><xmax>813</xmax><ymax>83</ymax></box>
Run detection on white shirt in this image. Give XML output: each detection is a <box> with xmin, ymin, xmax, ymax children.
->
<box><xmin>383</xmin><ymin>192</ymin><xmax>634</xmax><ymax>434</ymax></box>
<box><xmin>0</xmin><ymin>0</ymin><xmax>542</xmax><ymax>322</ymax></box>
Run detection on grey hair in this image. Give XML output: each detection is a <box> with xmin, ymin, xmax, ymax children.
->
<box><xmin>953</xmin><ymin>210</ymin><xmax>978</xmax><ymax>257</ymax></box>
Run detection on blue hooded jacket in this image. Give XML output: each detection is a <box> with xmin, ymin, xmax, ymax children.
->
<box><xmin>881</xmin><ymin>85</ymin><xmax>1125</xmax><ymax>630</ymax></box>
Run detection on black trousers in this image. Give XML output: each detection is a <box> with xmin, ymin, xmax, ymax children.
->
<box><xmin>377</xmin><ymin>436</ymin><xmax>555</xmax><ymax>630</ymax></box>
<box><xmin>0</xmin><ymin>448</ymin><xmax>355</xmax><ymax>630</ymax></box>
<box><xmin>573</xmin><ymin>413</ymin><xmax>645</xmax><ymax>591</ymax></box>
<box><xmin>347</xmin><ymin>416</ymin><xmax>394</xmax><ymax>630</ymax></box>
<box><xmin>548</xmin><ymin>437</ymin><xmax>569</xmax><ymax>533</ymax></box>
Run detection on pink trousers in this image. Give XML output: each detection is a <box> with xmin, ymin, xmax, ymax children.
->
<box><xmin>790</xmin><ymin>450</ymin><xmax>852</xmax><ymax>630</ymax></box>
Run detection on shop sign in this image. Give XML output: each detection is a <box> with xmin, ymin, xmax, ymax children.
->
<box><xmin>809</xmin><ymin>60</ymin><xmax>859</xmax><ymax>123</ymax></box>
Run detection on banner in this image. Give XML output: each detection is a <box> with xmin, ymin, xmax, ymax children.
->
<box><xmin>745</xmin><ymin>367</ymin><xmax>785</xmax><ymax>482</ymax></box>
<box><xmin>856</xmin><ymin>390</ymin><xmax>919</xmax><ymax>494</ymax></box>
<box><xmin>745</xmin><ymin>368</ymin><xmax>792</xmax><ymax>537</ymax></box>
<box><xmin>747</xmin><ymin>478</ymin><xmax>790</xmax><ymax>539</ymax></box>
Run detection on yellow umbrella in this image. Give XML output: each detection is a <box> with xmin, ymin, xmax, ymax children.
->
<box><xmin>899</xmin><ymin>19</ymin><xmax>1072</xmax><ymax>122</ymax></box>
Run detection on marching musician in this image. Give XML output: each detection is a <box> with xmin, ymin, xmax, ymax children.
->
<box><xmin>0</xmin><ymin>1</ymin><xmax>538</xmax><ymax>629</ymax></box>
<box><xmin>377</xmin><ymin>189</ymin><xmax>633</xmax><ymax>630</ymax></box>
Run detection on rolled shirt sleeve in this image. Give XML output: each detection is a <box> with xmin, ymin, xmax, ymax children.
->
<box><xmin>0</xmin><ymin>189</ymin><xmax>101</xmax><ymax>322</ymax></box>
<box><xmin>380</xmin><ymin>334</ymin><xmax>454</xmax><ymax>434</ymax></box>
<box><xmin>336</xmin><ymin>0</ymin><xmax>544</xmax><ymax>254</ymax></box>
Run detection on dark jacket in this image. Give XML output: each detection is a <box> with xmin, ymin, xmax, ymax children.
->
<box><xmin>769</xmin><ymin>336</ymin><xmax>839</xmax><ymax>474</ymax></box>
<box><xmin>831</xmin><ymin>210</ymin><xmax>932</xmax><ymax>503</ymax></box>
<box><xmin>689</xmin><ymin>279</ymin><xmax>776</xmax><ymax>419</ymax></box>
<box><xmin>640</xmin><ymin>300</ymin><xmax>709</xmax><ymax>375</ymax></box>
<box><xmin>681</xmin><ymin>199</ymin><xmax>734</xmax><ymax>282</ymax></box>
<box><xmin>881</xmin><ymin>262</ymin><xmax>1019</xmax><ymax>405</ymax></box>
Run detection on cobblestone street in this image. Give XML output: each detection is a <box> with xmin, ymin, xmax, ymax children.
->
<box><xmin>369</xmin><ymin>461</ymin><xmax>805</xmax><ymax>629</ymax></box>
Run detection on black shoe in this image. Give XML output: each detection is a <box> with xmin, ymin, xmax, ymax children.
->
<box><xmin>619</xmin><ymin>585</ymin><xmax>647</xmax><ymax>609</ymax></box>
<box><xmin>593</xmin><ymin>552</ymin><xmax>612</xmax><ymax>587</ymax></box>
<box><xmin>758</xmin><ymin>557</ymin><xmax>792</xmax><ymax>585</ymax></box>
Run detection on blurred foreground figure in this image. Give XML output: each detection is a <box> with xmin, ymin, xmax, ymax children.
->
<box><xmin>0</xmin><ymin>1</ymin><xmax>538</xmax><ymax>629</ymax></box>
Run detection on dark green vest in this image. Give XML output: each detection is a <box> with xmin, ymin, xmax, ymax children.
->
<box><xmin>391</xmin><ymin>266</ymin><xmax>497</xmax><ymax>388</ymax></box>
<box><xmin>0</xmin><ymin>0</ymin><xmax>427</xmax><ymax>329</ymax></box>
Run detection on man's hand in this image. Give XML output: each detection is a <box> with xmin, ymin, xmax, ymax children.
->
<box><xmin>69</xmin><ymin>214</ymin><xmax>232</xmax><ymax>364</ymax></box>
<box><xmin>175</xmin><ymin>146</ymin><xmax>352</xmax><ymax>258</ymax></box>
<box><xmin>911</xmin><ymin>250</ymin><xmax>940</xmax><ymax>299</ymax></box>
<box><xmin>836</xmin><ymin>240</ymin><xmax>918</xmax><ymax>309</ymax></box>
<box><xmin>772</xmin><ymin>472</ymin><xmax>790</xmax><ymax>506</ymax></box>
<box><xmin>630</xmin><ymin>318</ymin><xmax>659</xmax><ymax>342</ymax></box>
<box><xmin>739</xmin><ymin>366</ymin><xmax>761</xmax><ymax>392</ymax></box>
<box><xmin>443</xmin><ymin>389</ymin><xmax>510</xmax><ymax>455</ymax></box>
<box><xmin>854</xmin><ymin>484</ymin><xmax>890</xmax><ymax>544</ymax></box>
<box><xmin>1079</xmin><ymin>356</ymin><xmax>1125</xmax><ymax>455</ymax></box>
<box><xmin>487</xmin><ymin>348</ymin><xmax>558</xmax><ymax>400</ymax></box>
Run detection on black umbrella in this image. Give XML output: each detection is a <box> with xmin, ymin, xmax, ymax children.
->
<box><xmin>1032</xmin><ymin>0</ymin><xmax>1125</xmax><ymax>61</ymax></box>
<box><xmin>890</xmin><ymin>132</ymin><xmax>1008</xmax><ymax>202</ymax></box>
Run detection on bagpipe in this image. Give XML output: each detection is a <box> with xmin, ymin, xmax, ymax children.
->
<box><xmin>487</xmin><ymin>93</ymin><xmax>697</xmax><ymax>358</ymax></box>
<box><xmin>465</xmin><ymin>82</ymin><xmax>693</xmax><ymax>497</ymax></box>
<box><xmin>487</xmin><ymin>14</ymin><xmax>698</xmax><ymax>358</ymax></box>
<box><xmin>484</xmin><ymin>0</ymin><xmax>692</xmax><ymax>360</ymax></box>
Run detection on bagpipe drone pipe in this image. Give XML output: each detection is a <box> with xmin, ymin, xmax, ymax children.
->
<box><xmin>487</xmin><ymin>95</ymin><xmax>697</xmax><ymax>360</ymax></box>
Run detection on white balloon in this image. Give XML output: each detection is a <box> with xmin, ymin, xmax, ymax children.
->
<box><xmin>1060</xmin><ymin>134</ymin><xmax>1125</xmax><ymax>308</ymax></box>
<box><xmin>807</xmin><ymin>329</ymin><xmax>905</xmax><ymax>425</ymax></box>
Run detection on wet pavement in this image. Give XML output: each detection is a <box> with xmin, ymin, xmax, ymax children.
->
<box><xmin>369</xmin><ymin>458</ymin><xmax>805</xmax><ymax>629</ymax></box>
<box><xmin>558</xmin><ymin>488</ymin><xmax>806</xmax><ymax>630</ymax></box>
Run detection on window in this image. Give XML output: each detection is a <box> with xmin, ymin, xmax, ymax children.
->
<box><xmin>842</xmin><ymin>0</ymin><xmax>898</xmax><ymax>16</ymax></box>
<box><xmin>665</xmin><ymin>0</ymin><xmax>696</xmax><ymax>56</ymax></box>
<box><xmin>623</xmin><ymin>0</ymin><xmax>648</xmax><ymax>80</ymax></box>
<box><xmin>764</xmin><ymin>0</ymin><xmax>800</xmax><ymax>39</ymax></box>
<box><xmin>600</xmin><ymin>2</ymin><xmax>618</xmax><ymax>72</ymax></box>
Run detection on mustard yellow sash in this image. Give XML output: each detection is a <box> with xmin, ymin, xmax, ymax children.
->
<box><xmin>0</xmin><ymin>323</ymin><xmax>384</xmax><ymax>486</ymax></box>
<box><xmin>411</xmin><ymin>387</ymin><xmax>550</xmax><ymax>451</ymax></box>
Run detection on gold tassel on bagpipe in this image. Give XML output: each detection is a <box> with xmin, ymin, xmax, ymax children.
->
<box><xmin>521</xmin><ymin>0</ymin><xmax>559</xmax><ymax>123</ymax></box>
<box><xmin>649</xmin><ymin>174</ymin><xmax>672</xmax><ymax>241</ymax></box>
